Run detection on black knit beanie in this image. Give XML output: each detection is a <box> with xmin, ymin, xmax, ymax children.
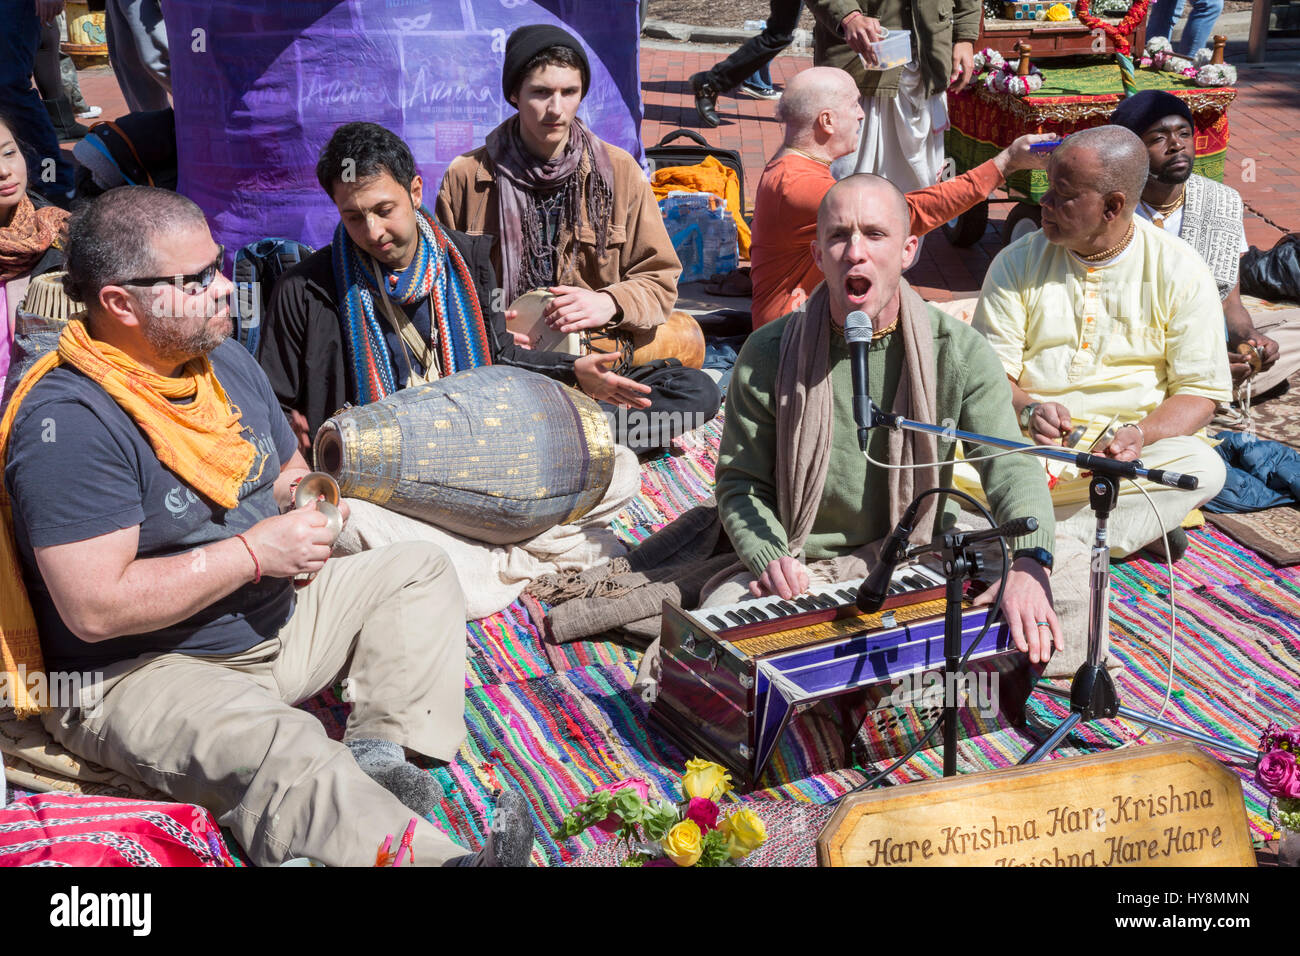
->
<box><xmin>1110</xmin><ymin>90</ymin><xmax>1194</xmax><ymax>136</ymax></box>
<box><xmin>502</xmin><ymin>24</ymin><xmax>591</xmax><ymax>104</ymax></box>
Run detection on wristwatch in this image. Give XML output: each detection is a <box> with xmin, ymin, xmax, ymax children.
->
<box><xmin>1013</xmin><ymin>547</ymin><xmax>1054</xmax><ymax>571</ymax></box>
<box><xmin>1018</xmin><ymin>403</ymin><xmax>1041</xmax><ymax>432</ymax></box>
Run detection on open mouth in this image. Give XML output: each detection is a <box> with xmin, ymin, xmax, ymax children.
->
<box><xmin>845</xmin><ymin>275</ymin><xmax>872</xmax><ymax>304</ymax></box>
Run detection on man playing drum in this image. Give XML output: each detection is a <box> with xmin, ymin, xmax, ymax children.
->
<box><xmin>260</xmin><ymin>120</ymin><xmax>654</xmax><ymax>457</ymax></box>
<box><xmin>436</xmin><ymin>23</ymin><xmax>722</xmax><ymax>454</ymax></box>
<box><xmin>1</xmin><ymin>187</ymin><xmax>535</xmax><ymax>867</ymax></box>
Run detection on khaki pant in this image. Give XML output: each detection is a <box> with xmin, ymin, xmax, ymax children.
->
<box><xmin>1050</xmin><ymin>435</ymin><xmax>1226</xmax><ymax>557</ymax></box>
<box><xmin>41</xmin><ymin>542</ymin><xmax>469</xmax><ymax>867</ymax></box>
<box><xmin>1249</xmin><ymin>306</ymin><xmax>1300</xmax><ymax>396</ymax></box>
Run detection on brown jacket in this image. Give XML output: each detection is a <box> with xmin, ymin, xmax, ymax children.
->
<box><xmin>435</xmin><ymin>140</ymin><xmax>681</xmax><ymax>332</ymax></box>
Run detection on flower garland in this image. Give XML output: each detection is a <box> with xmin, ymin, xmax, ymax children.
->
<box><xmin>971</xmin><ymin>47</ymin><xmax>1045</xmax><ymax>96</ymax></box>
<box><xmin>1076</xmin><ymin>0</ymin><xmax>1150</xmax><ymax>55</ymax></box>
<box><xmin>1143</xmin><ymin>36</ymin><xmax>1237</xmax><ymax>86</ymax></box>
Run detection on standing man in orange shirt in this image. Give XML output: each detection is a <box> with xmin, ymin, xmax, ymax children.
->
<box><xmin>749</xmin><ymin>67</ymin><xmax>1053</xmax><ymax>327</ymax></box>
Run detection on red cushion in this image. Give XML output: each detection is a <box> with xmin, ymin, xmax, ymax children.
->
<box><xmin>0</xmin><ymin>793</ymin><xmax>235</xmax><ymax>867</ymax></box>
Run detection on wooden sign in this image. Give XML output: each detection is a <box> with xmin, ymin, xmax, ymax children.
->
<box><xmin>818</xmin><ymin>742</ymin><xmax>1255</xmax><ymax>867</ymax></box>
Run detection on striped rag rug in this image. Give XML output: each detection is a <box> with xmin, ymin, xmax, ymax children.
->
<box><xmin>298</xmin><ymin>412</ymin><xmax>1300</xmax><ymax>866</ymax></box>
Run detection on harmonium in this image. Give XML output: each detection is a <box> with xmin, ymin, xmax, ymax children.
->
<box><xmin>650</xmin><ymin>562</ymin><xmax>1045</xmax><ymax>789</ymax></box>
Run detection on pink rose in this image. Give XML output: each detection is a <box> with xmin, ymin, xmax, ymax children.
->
<box><xmin>591</xmin><ymin>778</ymin><xmax>650</xmax><ymax>833</ymax></box>
<box><xmin>684</xmin><ymin>797</ymin><xmax>720</xmax><ymax>832</ymax></box>
<box><xmin>1256</xmin><ymin>750</ymin><xmax>1298</xmax><ymax>798</ymax></box>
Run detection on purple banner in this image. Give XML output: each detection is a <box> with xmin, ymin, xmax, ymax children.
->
<box><xmin>163</xmin><ymin>0</ymin><xmax>644</xmax><ymax>257</ymax></box>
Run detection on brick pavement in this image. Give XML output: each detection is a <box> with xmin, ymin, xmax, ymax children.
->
<box><xmin>638</xmin><ymin>39</ymin><xmax>1300</xmax><ymax>298</ymax></box>
<box><xmin>65</xmin><ymin>38</ymin><xmax>1300</xmax><ymax>299</ymax></box>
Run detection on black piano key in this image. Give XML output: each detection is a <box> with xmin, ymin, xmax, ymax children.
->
<box><xmin>742</xmin><ymin>607</ymin><xmax>767</xmax><ymax>623</ymax></box>
<box><xmin>707</xmin><ymin>615</ymin><xmax>726</xmax><ymax>629</ymax></box>
<box><xmin>726</xmin><ymin>611</ymin><xmax>746</xmax><ymax>625</ymax></box>
<box><xmin>902</xmin><ymin>573</ymin><xmax>927</xmax><ymax>589</ymax></box>
<box><xmin>836</xmin><ymin>589</ymin><xmax>857</xmax><ymax>603</ymax></box>
<box><xmin>796</xmin><ymin>596</ymin><xmax>818</xmax><ymax>611</ymax></box>
<box><xmin>777</xmin><ymin>601</ymin><xmax>799</xmax><ymax>615</ymax></box>
<box><xmin>816</xmin><ymin>594</ymin><xmax>838</xmax><ymax>609</ymax></box>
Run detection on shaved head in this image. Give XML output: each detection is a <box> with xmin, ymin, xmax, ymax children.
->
<box><xmin>777</xmin><ymin>66</ymin><xmax>864</xmax><ymax>160</ymax></box>
<box><xmin>1054</xmin><ymin>126</ymin><xmax>1150</xmax><ymax>207</ymax></box>
<box><xmin>777</xmin><ymin>67</ymin><xmax>858</xmax><ymax>129</ymax></box>
<box><xmin>813</xmin><ymin>174</ymin><xmax>918</xmax><ymax>328</ymax></box>
<box><xmin>819</xmin><ymin>174</ymin><xmax>911</xmax><ymax>237</ymax></box>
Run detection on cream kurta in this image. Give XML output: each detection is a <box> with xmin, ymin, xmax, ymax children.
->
<box><xmin>970</xmin><ymin>217</ymin><xmax>1231</xmax><ymax>558</ymax></box>
<box><xmin>973</xmin><ymin>216</ymin><xmax>1231</xmax><ymax>421</ymax></box>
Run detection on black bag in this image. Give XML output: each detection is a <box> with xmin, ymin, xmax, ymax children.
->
<box><xmin>1240</xmin><ymin>233</ymin><xmax>1300</xmax><ymax>302</ymax></box>
<box><xmin>232</xmin><ymin>238</ymin><xmax>314</xmax><ymax>357</ymax></box>
<box><xmin>645</xmin><ymin>129</ymin><xmax>746</xmax><ymax>217</ymax></box>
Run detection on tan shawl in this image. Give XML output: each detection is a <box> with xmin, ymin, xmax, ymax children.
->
<box><xmin>760</xmin><ymin>278</ymin><xmax>940</xmax><ymax>586</ymax></box>
<box><xmin>530</xmin><ymin>280</ymin><xmax>944</xmax><ymax>677</ymax></box>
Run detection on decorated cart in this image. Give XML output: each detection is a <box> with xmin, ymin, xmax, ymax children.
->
<box><xmin>942</xmin><ymin>2</ymin><xmax>1237</xmax><ymax>245</ymax></box>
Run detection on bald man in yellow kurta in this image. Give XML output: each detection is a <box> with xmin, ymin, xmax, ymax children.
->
<box><xmin>973</xmin><ymin>128</ymin><xmax>1231</xmax><ymax>558</ymax></box>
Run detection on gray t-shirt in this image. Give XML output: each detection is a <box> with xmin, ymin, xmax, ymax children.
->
<box><xmin>5</xmin><ymin>340</ymin><xmax>298</xmax><ymax>673</ymax></box>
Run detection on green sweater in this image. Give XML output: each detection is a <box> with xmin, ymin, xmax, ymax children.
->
<box><xmin>717</xmin><ymin>307</ymin><xmax>1057</xmax><ymax>577</ymax></box>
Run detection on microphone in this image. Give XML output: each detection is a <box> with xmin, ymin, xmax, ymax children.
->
<box><xmin>857</xmin><ymin>497</ymin><xmax>922</xmax><ymax>613</ymax></box>
<box><xmin>845</xmin><ymin>310</ymin><xmax>873</xmax><ymax>451</ymax></box>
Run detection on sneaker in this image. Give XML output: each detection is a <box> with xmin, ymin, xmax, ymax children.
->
<box><xmin>690</xmin><ymin>71</ymin><xmax>721</xmax><ymax>128</ymax></box>
<box><xmin>76</xmin><ymin>106</ymin><xmax>103</xmax><ymax>120</ymax></box>
<box><xmin>741</xmin><ymin>81</ymin><xmax>780</xmax><ymax>99</ymax></box>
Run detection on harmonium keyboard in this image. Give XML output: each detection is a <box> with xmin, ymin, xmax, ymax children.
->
<box><xmin>650</xmin><ymin>563</ymin><xmax>1045</xmax><ymax>789</ymax></box>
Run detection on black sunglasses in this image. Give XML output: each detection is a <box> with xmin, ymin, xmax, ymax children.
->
<box><xmin>120</xmin><ymin>246</ymin><xmax>226</xmax><ymax>294</ymax></box>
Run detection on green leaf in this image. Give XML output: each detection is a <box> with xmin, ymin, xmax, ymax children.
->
<box><xmin>697</xmin><ymin>829</ymin><xmax>732</xmax><ymax>868</ymax></box>
<box><xmin>641</xmin><ymin>801</ymin><xmax>680</xmax><ymax>841</ymax></box>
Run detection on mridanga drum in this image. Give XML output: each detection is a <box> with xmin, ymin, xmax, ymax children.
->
<box><xmin>313</xmin><ymin>366</ymin><xmax>615</xmax><ymax>545</ymax></box>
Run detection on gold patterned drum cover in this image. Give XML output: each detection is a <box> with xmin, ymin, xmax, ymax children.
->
<box><xmin>313</xmin><ymin>366</ymin><xmax>615</xmax><ymax>545</ymax></box>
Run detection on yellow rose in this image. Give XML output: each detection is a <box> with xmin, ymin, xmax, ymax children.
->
<box><xmin>663</xmin><ymin>819</ymin><xmax>703</xmax><ymax>867</ymax></box>
<box><xmin>1046</xmin><ymin>3</ymin><xmax>1071</xmax><ymax>20</ymax></box>
<box><xmin>681</xmin><ymin>759</ymin><xmax>733</xmax><ymax>801</ymax></box>
<box><xmin>720</xmin><ymin>808</ymin><xmax>767</xmax><ymax>859</ymax></box>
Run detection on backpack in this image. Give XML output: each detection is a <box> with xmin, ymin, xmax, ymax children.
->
<box><xmin>231</xmin><ymin>238</ymin><xmax>314</xmax><ymax>357</ymax></box>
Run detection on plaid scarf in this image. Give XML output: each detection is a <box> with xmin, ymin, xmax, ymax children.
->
<box><xmin>0</xmin><ymin>195</ymin><xmax>67</xmax><ymax>284</ymax></box>
<box><xmin>332</xmin><ymin>206</ymin><xmax>492</xmax><ymax>406</ymax></box>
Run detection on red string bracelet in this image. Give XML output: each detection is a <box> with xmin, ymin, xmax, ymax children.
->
<box><xmin>235</xmin><ymin>533</ymin><xmax>261</xmax><ymax>584</ymax></box>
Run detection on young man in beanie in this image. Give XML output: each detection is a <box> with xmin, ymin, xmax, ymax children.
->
<box><xmin>1110</xmin><ymin>90</ymin><xmax>1300</xmax><ymax>405</ymax></box>
<box><xmin>437</xmin><ymin>24</ymin><xmax>722</xmax><ymax>455</ymax></box>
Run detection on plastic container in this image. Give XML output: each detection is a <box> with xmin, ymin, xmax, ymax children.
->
<box><xmin>659</xmin><ymin>191</ymin><xmax>739</xmax><ymax>283</ymax></box>
<box><xmin>859</xmin><ymin>29</ymin><xmax>912</xmax><ymax>71</ymax></box>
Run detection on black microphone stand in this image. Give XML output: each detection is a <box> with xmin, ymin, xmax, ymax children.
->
<box><xmin>861</xmin><ymin>403</ymin><xmax>1256</xmax><ymax>767</ymax></box>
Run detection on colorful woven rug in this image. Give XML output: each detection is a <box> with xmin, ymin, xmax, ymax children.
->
<box><xmin>296</xmin><ymin>413</ymin><xmax>1298</xmax><ymax>867</ymax></box>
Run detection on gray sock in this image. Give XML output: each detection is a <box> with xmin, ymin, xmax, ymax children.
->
<box><xmin>346</xmin><ymin>737</ymin><xmax>403</xmax><ymax>774</ymax></box>
<box><xmin>346</xmin><ymin>738</ymin><xmax>441</xmax><ymax>818</ymax></box>
<box><xmin>443</xmin><ymin>789</ymin><xmax>535</xmax><ymax>867</ymax></box>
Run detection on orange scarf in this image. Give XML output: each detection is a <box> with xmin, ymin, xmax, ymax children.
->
<box><xmin>0</xmin><ymin>321</ymin><xmax>257</xmax><ymax>716</ymax></box>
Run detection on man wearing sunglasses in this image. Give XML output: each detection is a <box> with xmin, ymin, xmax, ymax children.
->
<box><xmin>1</xmin><ymin>186</ymin><xmax>536</xmax><ymax>867</ymax></box>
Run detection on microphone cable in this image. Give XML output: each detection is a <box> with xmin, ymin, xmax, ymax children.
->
<box><xmin>837</xmin><ymin>486</ymin><xmax>1008</xmax><ymax>799</ymax></box>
